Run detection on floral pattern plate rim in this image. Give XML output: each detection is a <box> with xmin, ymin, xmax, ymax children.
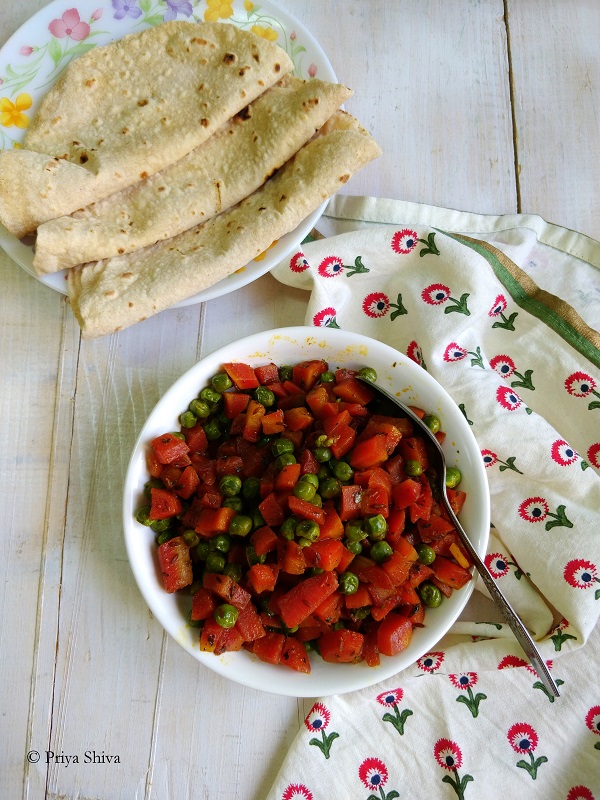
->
<box><xmin>0</xmin><ymin>0</ymin><xmax>336</xmax><ymax>307</ymax></box>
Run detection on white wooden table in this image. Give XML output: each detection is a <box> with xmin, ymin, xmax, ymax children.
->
<box><xmin>1</xmin><ymin>2</ymin><xmax>598</xmax><ymax>797</ymax></box>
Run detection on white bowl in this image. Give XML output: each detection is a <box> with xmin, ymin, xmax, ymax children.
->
<box><xmin>123</xmin><ymin>326</ymin><xmax>490</xmax><ymax>696</ymax></box>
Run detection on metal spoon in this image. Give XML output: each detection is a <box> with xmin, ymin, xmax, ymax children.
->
<box><xmin>358</xmin><ymin>376</ymin><xmax>560</xmax><ymax>697</ymax></box>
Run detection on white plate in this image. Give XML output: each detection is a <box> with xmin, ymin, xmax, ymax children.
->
<box><xmin>123</xmin><ymin>326</ymin><xmax>491</xmax><ymax>697</ymax></box>
<box><xmin>0</xmin><ymin>0</ymin><xmax>336</xmax><ymax>305</ymax></box>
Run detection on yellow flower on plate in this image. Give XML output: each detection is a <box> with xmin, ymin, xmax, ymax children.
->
<box><xmin>0</xmin><ymin>93</ymin><xmax>32</xmax><ymax>129</ymax></box>
<box><xmin>251</xmin><ymin>25</ymin><xmax>278</xmax><ymax>42</ymax></box>
<box><xmin>244</xmin><ymin>0</ymin><xmax>254</xmax><ymax>10</ymax></box>
<box><xmin>254</xmin><ymin>239</ymin><xmax>279</xmax><ymax>261</ymax></box>
<box><xmin>204</xmin><ymin>0</ymin><xmax>234</xmax><ymax>22</ymax></box>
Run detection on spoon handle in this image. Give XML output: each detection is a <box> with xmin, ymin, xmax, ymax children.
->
<box><xmin>357</xmin><ymin>377</ymin><xmax>559</xmax><ymax>697</ymax></box>
<box><xmin>440</xmin><ymin>497</ymin><xmax>560</xmax><ymax>698</ymax></box>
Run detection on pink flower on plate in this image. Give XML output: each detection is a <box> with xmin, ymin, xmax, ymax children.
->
<box><xmin>564</xmin><ymin>371</ymin><xmax>596</xmax><ymax>397</ymax></box>
<box><xmin>317</xmin><ymin>255</ymin><xmax>344</xmax><ymax>278</ymax></box>
<box><xmin>362</xmin><ymin>292</ymin><xmax>390</xmax><ymax>318</ymax></box>
<box><xmin>312</xmin><ymin>307</ymin><xmax>338</xmax><ymax>328</ymax></box>
<box><xmin>308</xmin><ymin>63</ymin><xmax>317</xmax><ymax>77</ymax></box>
<box><xmin>376</xmin><ymin>688</ymin><xmax>403</xmax><ymax>707</ymax></box>
<box><xmin>443</xmin><ymin>342</ymin><xmax>467</xmax><ymax>362</ymax></box>
<box><xmin>434</xmin><ymin>738</ymin><xmax>463</xmax><ymax>771</ymax></box>
<box><xmin>91</xmin><ymin>7</ymin><xmax>103</xmax><ymax>19</ymax></box>
<box><xmin>289</xmin><ymin>251</ymin><xmax>309</xmax><ymax>272</ymax></box>
<box><xmin>585</xmin><ymin>705</ymin><xmax>600</xmax><ymax>736</ymax></box>
<box><xmin>485</xmin><ymin>552</ymin><xmax>509</xmax><ymax>578</ymax></box>
<box><xmin>417</xmin><ymin>651</ymin><xmax>444</xmax><ymax>672</ymax></box>
<box><xmin>422</xmin><ymin>282</ymin><xmax>450</xmax><ymax>305</ymax></box>
<box><xmin>587</xmin><ymin>442</ymin><xmax>600</xmax><ymax>469</ymax></box>
<box><xmin>304</xmin><ymin>702</ymin><xmax>330</xmax><ymax>733</ymax></box>
<box><xmin>358</xmin><ymin>757</ymin><xmax>389</xmax><ymax>790</ymax></box>
<box><xmin>518</xmin><ymin>496</ymin><xmax>549</xmax><ymax>523</ymax></box>
<box><xmin>449</xmin><ymin>673</ymin><xmax>478</xmax><ymax>690</ymax></box>
<box><xmin>391</xmin><ymin>228</ymin><xmax>418</xmax><ymax>254</ymax></box>
<box><xmin>496</xmin><ymin>385</ymin><xmax>522</xmax><ymax>411</ymax></box>
<box><xmin>563</xmin><ymin>559</ymin><xmax>598</xmax><ymax>590</ymax></box>
<box><xmin>282</xmin><ymin>785</ymin><xmax>313</xmax><ymax>800</ymax></box>
<box><xmin>551</xmin><ymin>439</ymin><xmax>578</xmax><ymax>466</ymax></box>
<box><xmin>507</xmin><ymin>722</ymin><xmax>538</xmax><ymax>754</ymax></box>
<box><xmin>48</xmin><ymin>8</ymin><xmax>91</xmax><ymax>40</ymax></box>
<box><xmin>481</xmin><ymin>449</ymin><xmax>497</xmax><ymax>468</ymax></box>
<box><xmin>19</xmin><ymin>46</ymin><xmax>34</xmax><ymax>56</ymax></box>
<box><xmin>489</xmin><ymin>354</ymin><xmax>515</xmax><ymax>377</ymax></box>
<box><xmin>489</xmin><ymin>294</ymin><xmax>507</xmax><ymax>316</ymax></box>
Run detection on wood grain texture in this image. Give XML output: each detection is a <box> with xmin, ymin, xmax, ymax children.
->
<box><xmin>0</xmin><ymin>2</ymin><xmax>597</xmax><ymax>798</ymax></box>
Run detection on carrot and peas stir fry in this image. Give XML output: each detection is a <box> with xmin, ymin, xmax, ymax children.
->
<box><xmin>136</xmin><ymin>360</ymin><xmax>472</xmax><ymax>673</ymax></box>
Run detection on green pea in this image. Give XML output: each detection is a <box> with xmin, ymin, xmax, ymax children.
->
<box><xmin>315</xmin><ymin>434</ymin><xmax>333</xmax><ymax>448</ymax></box>
<box><xmin>419</xmin><ymin>581</ymin><xmax>443</xmax><ymax>608</ymax></box>
<box><xmin>223</xmin><ymin>496</ymin><xmax>245</xmax><ymax>512</ymax></box>
<box><xmin>203</xmin><ymin>419</ymin><xmax>222</xmax><ymax>441</ymax></box>
<box><xmin>417</xmin><ymin>543</ymin><xmax>436</xmax><ymax>565</ymax></box>
<box><xmin>187</xmin><ymin>610</ymin><xmax>204</xmax><ymax>628</ymax></box>
<box><xmin>189</xmin><ymin>398</ymin><xmax>211</xmax><ymax>419</ymax></box>
<box><xmin>317</xmin><ymin>465</ymin><xmax>331</xmax><ymax>481</ymax></box>
<box><xmin>246</xmin><ymin>545</ymin><xmax>265</xmax><ymax>566</ymax></box>
<box><xmin>196</xmin><ymin>540</ymin><xmax>210</xmax><ymax>560</ymax></box>
<box><xmin>345</xmin><ymin>540</ymin><xmax>363</xmax><ymax>555</ymax></box>
<box><xmin>205</xmin><ymin>552</ymin><xmax>226</xmax><ymax>573</ymax></box>
<box><xmin>345</xmin><ymin>520</ymin><xmax>366</xmax><ymax>542</ymax></box>
<box><xmin>219</xmin><ymin>475</ymin><xmax>242</xmax><ymax>497</ymax></box>
<box><xmin>182</xmin><ymin>529</ymin><xmax>199</xmax><ymax>547</ymax></box>
<box><xmin>275</xmin><ymin>453</ymin><xmax>296</xmax><ymax>470</ymax></box>
<box><xmin>242</xmin><ymin>477</ymin><xmax>260</xmax><ymax>500</ymax></box>
<box><xmin>280</xmin><ymin>516</ymin><xmax>299</xmax><ymax>540</ymax></box>
<box><xmin>423</xmin><ymin>413</ymin><xmax>441</xmax><ymax>434</ymax></box>
<box><xmin>311</xmin><ymin>494</ymin><xmax>323</xmax><ymax>508</ymax></box>
<box><xmin>319</xmin><ymin>370</ymin><xmax>335</xmax><ymax>383</ymax></box>
<box><xmin>446</xmin><ymin>466</ymin><xmax>462</xmax><ymax>488</ymax></box>
<box><xmin>179</xmin><ymin>410</ymin><xmax>197</xmax><ymax>429</ymax></box>
<box><xmin>200</xmin><ymin>387</ymin><xmax>222</xmax><ymax>406</ymax></box>
<box><xmin>214</xmin><ymin>603</ymin><xmax>239</xmax><ymax>628</ymax></box>
<box><xmin>370</xmin><ymin>540</ymin><xmax>393</xmax><ymax>563</ymax></box>
<box><xmin>211</xmin><ymin>372</ymin><xmax>233</xmax><ymax>393</ymax></box>
<box><xmin>143</xmin><ymin>479</ymin><xmax>163</xmax><ymax>498</ymax></box>
<box><xmin>171</xmin><ymin>431</ymin><xmax>186</xmax><ymax>440</ymax></box>
<box><xmin>189</xmin><ymin>578</ymin><xmax>204</xmax><ymax>595</ymax></box>
<box><xmin>405</xmin><ymin>459</ymin><xmax>423</xmax><ymax>477</ymax></box>
<box><xmin>319</xmin><ymin>477</ymin><xmax>341</xmax><ymax>499</ymax></box>
<box><xmin>339</xmin><ymin>571</ymin><xmax>359</xmax><ymax>595</ymax></box>
<box><xmin>210</xmin><ymin>533</ymin><xmax>232</xmax><ymax>553</ymax></box>
<box><xmin>313</xmin><ymin>446</ymin><xmax>332</xmax><ymax>463</ymax></box>
<box><xmin>332</xmin><ymin>460</ymin><xmax>354</xmax><ymax>482</ymax></box>
<box><xmin>293</xmin><ymin>480</ymin><xmax>316</xmax><ymax>501</ymax></box>
<box><xmin>254</xmin><ymin>386</ymin><xmax>275</xmax><ymax>407</ymax></box>
<box><xmin>365</xmin><ymin>514</ymin><xmax>388</xmax><ymax>540</ymax></box>
<box><xmin>351</xmin><ymin>606</ymin><xmax>371</xmax><ymax>620</ymax></box>
<box><xmin>258</xmin><ymin>434</ymin><xmax>275</xmax><ymax>448</ymax></box>
<box><xmin>295</xmin><ymin>519</ymin><xmax>320</xmax><ymax>542</ymax></box>
<box><xmin>156</xmin><ymin>530</ymin><xmax>176</xmax><ymax>545</ymax></box>
<box><xmin>135</xmin><ymin>505</ymin><xmax>153</xmax><ymax>526</ymax></box>
<box><xmin>228</xmin><ymin>515</ymin><xmax>253</xmax><ymax>538</ymax></box>
<box><xmin>272</xmin><ymin>437</ymin><xmax>295</xmax><ymax>456</ymax></box>
<box><xmin>251</xmin><ymin>509</ymin><xmax>265</xmax><ymax>530</ymax></box>
<box><xmin>297</xmin><ymin>537</ymin><xmax>312</xmax><ymax>548</ymax></box>
<box><xmin>150</xmin><ymin>517</ymin><xmax>171</xmax><ymax>533</ymax></box>
<box><xmin>278</xmin><ymin>365</ymin><xmax>293</xmax><ymax>381</ymax></box>
<box><xmin>223</xmin><ymin>563</ymin><xmax>243</xmax><ymax>582</ymax></box>
<box><xmin>300</xmin><ymin>473</ymin><xmax>319</xmax><ymax>488</ymax></box>
<box><xmin>357</xmin><ymin>366</ymin><xmax>377</xmax><ymax>383</ymax></box>
<box><xmin>307</xmin><ymin>567</ymin><xmax>324</xmax><ymax>576</ymax></box>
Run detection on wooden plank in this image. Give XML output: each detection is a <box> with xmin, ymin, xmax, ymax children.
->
<box><xmin>284</xmin><ymin>0</ymin><xmax>515</xmax><ymax>213</ymax></box>
<box><xmin>508</xmin><ymin>0</ymin><xmax>600</xmax><ymax>239</ymax></box>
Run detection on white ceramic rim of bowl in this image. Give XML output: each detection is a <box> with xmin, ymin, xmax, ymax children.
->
<box><xmin>123</xmin><ymin>326</ymin><xmax>490</xmax><ymax>696</ymax></box>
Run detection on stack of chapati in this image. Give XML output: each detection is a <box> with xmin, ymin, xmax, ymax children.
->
<box><xmin>0</xmin><ymin>21</ymin><xmax>380</xmax><ymax>337</ymax></box>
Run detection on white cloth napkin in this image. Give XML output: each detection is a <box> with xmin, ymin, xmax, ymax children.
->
<box><xmin>266</xmin><ymin>196</ymin><xmax>600</xmax><ymax>800</ymax></box>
